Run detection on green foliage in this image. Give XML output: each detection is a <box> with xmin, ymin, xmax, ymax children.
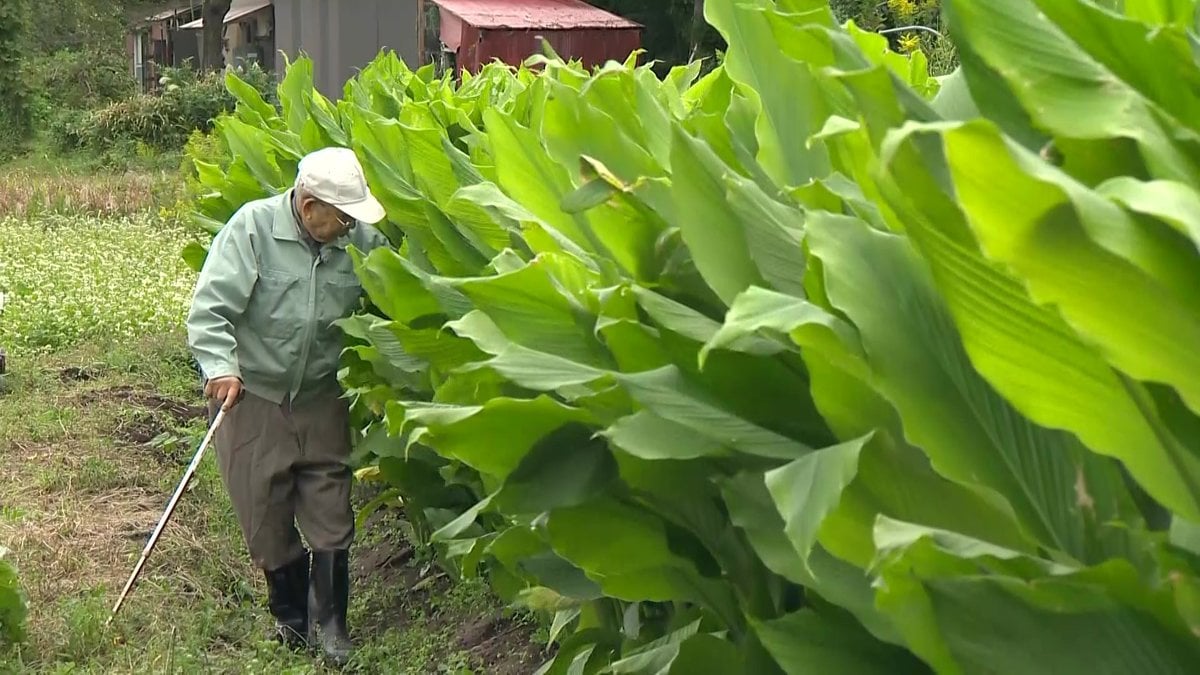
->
<box><xmin>591</xmin><ymin>0</ymin><xmax>725</xmax><ymax>70</ymax></box>
<box><xmin>22</xmin><ymin>48</ymin><xmax>135</xmax><ymax>119</ymax></box>
<box><xmin>834</xmin><ymin>0</ymin><xmax>957</xmax><ymax>75</ymax></box>
<box><xmin>189</xmin><ymin>1</ymin><xmax>1200</xmax><ymax>672</ymax></box>
<box><xmin>51</xmin><ymin>62</ymin><xmax>274</xmax><ymax>154</ymax></box>
<box><xmin>19</xmin><ymin>0</ymin><xmax>130</xmax><ymax>56</ymax></box>
<box><xmin>0</xmin><ymin>548</ymin><xmax>26</xmax><ymax>647</ymax></box>
<box><xmin>0</xmin><ymin>0</ymin><xmax>31</xmax><ymax>156</ymax></box>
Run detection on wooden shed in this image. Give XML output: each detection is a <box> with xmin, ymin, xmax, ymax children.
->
<box><xmin>127</xmin><ymin>3</ymin><xmax>202</xmax><ymax>93</ymax></box>
<box><xmin>431</xmin><ymin>0</ymin><xmax>642</xmax><ymax>75</ymax></box>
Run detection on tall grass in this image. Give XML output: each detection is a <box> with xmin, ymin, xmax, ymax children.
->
<box><xmin>0</xmin><ymin>168</ymin><xmax>183</xmax><ymax>219</ymax></box>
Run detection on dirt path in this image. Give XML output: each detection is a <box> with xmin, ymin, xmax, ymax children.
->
<box><xmin>0</xmin><ymin>338</ymin><xmax>544</xmax><ymax>673</ymax></box>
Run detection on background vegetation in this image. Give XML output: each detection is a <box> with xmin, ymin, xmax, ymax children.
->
<box><xmin>0</xmin><ymin>0</ymin><xmax>31</xmax><ymax>157</ymax></box>
<box><xmin>3</xmin><ymin>0</ymin><xmax>950</xmax><ymax>170</ymax></box>
<box><xmin>3</xmin><ymin>0</ymin><xmax>268</xmax><ymax>170</ymax></box>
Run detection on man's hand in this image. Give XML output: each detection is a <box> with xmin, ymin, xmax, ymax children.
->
<box><xmin>205</xmin><ymin>376</ymin><xmax>244</xmax><ymax>411</ymax></box>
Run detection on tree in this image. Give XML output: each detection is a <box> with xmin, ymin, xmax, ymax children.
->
<box><xmin>201</xmin><ymin>0</ymin><xmax>231</xmax><ymax>70</ymax></box>
<box><xmin>688</xmin><ymin>0</ymin><xmax>705</xmax><ymax>60</ymax></box>
<box><xmin>592</xmin><ymin>0</ymin><xmax>723</xmax><ymax>72</ymax></box>
<box><xmin>0</xmin><ymin>0</ymin><xmax>30</xmax><ymax>155</ymax></box>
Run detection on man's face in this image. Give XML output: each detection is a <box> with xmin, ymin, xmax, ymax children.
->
<box><xmin>299</xmin><ymin>195</ymin><xmax>355</xmax><ymax>243</ymax></box>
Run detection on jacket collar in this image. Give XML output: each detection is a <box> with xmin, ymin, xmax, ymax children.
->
<box><xmin>271</xmin><ymin>189</ymin><xmax>351</xmax><ymax>250</ymax></box>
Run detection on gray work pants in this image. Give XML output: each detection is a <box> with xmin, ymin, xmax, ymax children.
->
<box><xmin>209</xmin><ymin>391</ymin><xmax>355</xmax><ymax>571</ymax></box>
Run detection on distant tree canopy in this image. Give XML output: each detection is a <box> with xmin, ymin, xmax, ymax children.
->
<box><xmin>591</xmin><ymin>0</ymin><xmax>724</xmax><ymax>72</ymax></box>
<box><xmin>0</xmin><ymin>0</ymin><xmax>31</xmax><ymax>153</ymax></box>
<box><xmin>21</xmin><ymin>0</ymin><xmax>164</xmax><ymax>55</ymax></box>
<box><xmin>592</xmin><ymin>1</ymin><xmax>951</xmax><ymax>75</ymax></box>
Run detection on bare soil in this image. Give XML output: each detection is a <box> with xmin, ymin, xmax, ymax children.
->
<box><xmin>352</xmin><ymin>505</ymin><xmax>547</xmax><ymax>674</ymax></box>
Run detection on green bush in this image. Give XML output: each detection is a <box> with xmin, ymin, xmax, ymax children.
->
<box><xmin>22</xmin><ymin>47</ymin><xmax>134</xmax><ymax>119</ymax></box>
<box><xmin>52</xmin><ymin>61</ymin><xmax>274</xmax><ymax>154</ymax></box>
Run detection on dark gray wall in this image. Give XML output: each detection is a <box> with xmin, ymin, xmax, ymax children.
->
<box><xmin>274</xmin><ymin>0</ymin><xmax>420</xmax><ymax>97</ymax></box>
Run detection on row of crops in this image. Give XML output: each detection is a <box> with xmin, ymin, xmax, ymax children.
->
<box><xmin>186</xmin><ymin>0</ymin><xmax>1200</xmax><ymax>672</ymax></box>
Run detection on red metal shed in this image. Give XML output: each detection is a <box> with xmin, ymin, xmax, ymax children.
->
<box><xmin>431</xmin><ymin>0</ymin><xmax>642</xmax><ymax>75</ymax></box>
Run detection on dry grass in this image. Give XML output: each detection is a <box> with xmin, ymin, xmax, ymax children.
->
<box><xmin>0</xmin><ymin>168</ymin><xmax>183</xmax><ymax>219</ymax></box>
<box><xmin>1</xmin><ymin>475</ymin><xmax>161</xmax><ymax>602</ymax></box>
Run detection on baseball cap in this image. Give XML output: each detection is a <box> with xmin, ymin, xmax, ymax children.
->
<box><xmin>295</xmin><ymin>146</ymin><xmax>387</xmax><ymax>224</ymax></box>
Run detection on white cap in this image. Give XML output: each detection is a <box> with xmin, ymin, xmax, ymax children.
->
<box><xmin>295</xmin><ymin>146</ymin><xmax>387</xmax><ymax>224</ymax></box>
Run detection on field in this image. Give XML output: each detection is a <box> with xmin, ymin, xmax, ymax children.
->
<box><xmin>0</xmin><ymin>173</ymin><xmax>544</xmax><ymax>673</ymax></box>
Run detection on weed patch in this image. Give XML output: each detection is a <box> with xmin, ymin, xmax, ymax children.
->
<box><xmin>0</xmin><ymin>168</ymin><xmax>181</xmax><ymax>219</ymax></box>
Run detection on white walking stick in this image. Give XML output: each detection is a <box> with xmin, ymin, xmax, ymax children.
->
<box><xmin>106</xmin><ymin>407</ymin><xmax>227</xmax><ymax>626</ymax></box>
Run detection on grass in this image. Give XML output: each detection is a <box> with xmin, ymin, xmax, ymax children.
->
<box><xmin>0</xmin><ymin>139</ymin><xmax>187</xmax><ymax>222</ymax></box>
<box><xmin>0</xmin><ymin>169</ymin><xmax>184</xmax><ymax>222</ymax></box>
<box><xmin>0</xmin><ymin>192</ymin><xmax>545</xmax><ymax>672</ymax></box>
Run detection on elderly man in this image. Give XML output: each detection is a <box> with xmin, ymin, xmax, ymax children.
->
<box><xmin>186</xmin><ymin>147</ymin><xmax>389</xmax><ymax>664</ymax></box>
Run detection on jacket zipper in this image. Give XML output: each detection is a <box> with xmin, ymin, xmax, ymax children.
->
<box><xmin>290</xmin><ymin>251</ymin><xmax>322</xmax><ymax>401</ymax></box>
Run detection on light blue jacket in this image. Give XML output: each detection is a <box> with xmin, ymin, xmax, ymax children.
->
<box><xmin>186</xmin><ymin>190</ymin><xmax>389</xmax><ymax>405</ymax></box>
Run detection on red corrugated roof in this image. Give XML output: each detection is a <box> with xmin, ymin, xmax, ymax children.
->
<box><xmin>432</xmin><ymin>0</ymin><xmax>641</xmax><ymax>30</ymax></box>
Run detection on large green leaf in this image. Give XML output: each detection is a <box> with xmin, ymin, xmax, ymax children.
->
<box><xmin>753</xmin><ymin>609</ymin><xmax>928</xmax><ymax>674</ymax></box>
<box><xmin>494</xmin><ymin>424</ymin><xmax>618</xmax><ymax>515</ymax></box>
<box><xmin>606</xmin><ymin>620</ymin><xmax>702</xmax><ymax>674</ymax></box>
<box><xmin>483</xmin><ymin>108</ymin><xmax>616</xmax><ymax>264</ymax></box>
<box><xmin>943</xmin><ymin>0</ymin><xmax>1200</xmax><ymax>182</ymax></box>
<box><xmin>547</xmin><ymin>499</ymin><xmax>738</xmax><ymax>622</ymax></box>
<box><xmin>877</xmin><ymin>122</ymin><xmax>1200</xmax><ymax>523</ymax></box>
<box><xmin>226</xmin><ymin>69</ymin><xmax>279</xmax><ymax>127</ymax></box>
<box><xmin>806</xmin><ymin>211</ymin><xmax>1143</xmax><ymax>561</ymax></box>
<box><xmin>765</xmin><ymin>436</ymin><xmax>870</xmax><ymax>570</ymax></box>
<box><xmin>664</xmin><ymin>634</ymin><xmax>745</xmax><ymax>675</ymax></box>
<box><xmin>720</xmin><ymin>471</ymin><xmax>901</xmax><ymax>645</ymax></box>
<box><xmin>704</xmin><ymin>0</ymin><xmax>831</xmax><ymax>186</ymax></box>
<box><xmin>451</xmin><ymin>256</ymin><xmax>613</xmax><ymax>368</ymax></box>
<box><xmin>388</xmin><ymin>397</ymin><xmax>598</xmax><ymax>480</ymax></box>
<box><xmin>616</xmin><ymin>367</ymin><xmax>812</xmax><ymax>461</ymax></box>
<box><xmin>1027</xmin><ymin>0</ymin><xmax>1200</xmax><ymax>139</ymax></box>
<box><xmin>700</xmin><ymin>286</ymin><xmax>863</xmax><ymax>370</ymax></box>
<box><xmin>872</xmin><ymin>517</ymin><xmax>1200</xmax><ymax>674</ymax></box>
<box><xmin>670</xmin><ymin>125</ymin><xmax>766</xmax><ymax>305</ymax></box>
<box><xmin>0</xmin><ymin>548</ymin><xmax>27</xmax><ymax>645</ymax></box>
<box><xmin>217</xmin><ymin>117</ymin><xmax>285</xmax><ymax>190</ymax></box>
<box><xmin>943</xmin><ymin>122</ymin><xmax>1200</xmax><ymax>416</ymax></box>
<box><xmin>349</xmin><ymin>246</ymin><xmax>443</xmax><ymax>324</ymax></box>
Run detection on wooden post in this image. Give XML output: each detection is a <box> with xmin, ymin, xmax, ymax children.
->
<box><xmin>417</xmin><ymin>0</ymin><xmax>426</xmax><ymax>66</ymax></box>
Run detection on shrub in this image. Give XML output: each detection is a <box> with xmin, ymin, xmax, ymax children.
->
<box><xmin>51</xmin><ymin>61</ymin><xmax>274</xmax><ymax>154</ymax></box>
<box><xmin>22</xmin><ymin>47</ymin><xmax>134</xmax><ymax>119</ymax></box>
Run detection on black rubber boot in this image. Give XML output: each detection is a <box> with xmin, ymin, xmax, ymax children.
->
<box><xmin>264</xmin><ymin>550</ymin><xmax>310</xmax><ymax>650</ymax></box>
<box><xmin>309</xmin><ymin>549</ymin><xmax>352</xmax><ymax>666</ymax></box>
